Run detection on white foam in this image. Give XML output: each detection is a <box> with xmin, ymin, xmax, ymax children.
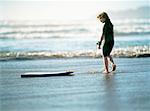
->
<box><xmin>0</xmin><ymin>46</ymin><xmax>150</xmax><ymax>60</ymax></box>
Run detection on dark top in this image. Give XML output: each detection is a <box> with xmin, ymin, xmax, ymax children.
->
<box><xmin>102</xmin><ymin>19</ymin><xmax>114</xmax><ymax>42</ymax></box>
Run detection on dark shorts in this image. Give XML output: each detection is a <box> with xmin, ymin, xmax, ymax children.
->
<box><xmin>102</xmin><ymin>40</ymin><xmax>114</xmax><ymax>57</ymax></box>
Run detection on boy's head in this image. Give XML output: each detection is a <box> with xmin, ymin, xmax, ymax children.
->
<box><xmin>97</xmin><ymin>12</ymin><xmax>109</xmax><ymax>23</ymax></box>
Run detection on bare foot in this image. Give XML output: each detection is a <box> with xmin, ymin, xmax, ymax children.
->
<box><xmin>102</xmin><ymin>70</ymin><xmax>109</xmax><ymax>74</ymax></box>
<box><xmin>112</xmin><ymin>64</ymin><xmax>116</xmax><ymax>71</ymax></box>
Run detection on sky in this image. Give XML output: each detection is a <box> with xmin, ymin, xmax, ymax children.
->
<box><xmin>0</xmin><ymin>0</ymin><xmax>149</xmax><ymax>21</ymax></box>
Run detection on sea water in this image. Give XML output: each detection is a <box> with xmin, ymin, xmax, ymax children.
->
<box><xmin>0</xmin><ymin>19</ymin><xmax>150</xmax><ymax>60</ymax></box>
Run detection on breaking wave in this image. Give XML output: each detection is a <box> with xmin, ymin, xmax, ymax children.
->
<box><xmin>0</xmin><ymin>46</ymin><xmax>149</xmax><ymax>61</ymax></box>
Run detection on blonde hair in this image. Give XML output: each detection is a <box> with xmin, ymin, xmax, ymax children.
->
<box><xmin>97</xmin><ymin>12</ymin><xmax>109</xmax><ymax>20</ymax></box>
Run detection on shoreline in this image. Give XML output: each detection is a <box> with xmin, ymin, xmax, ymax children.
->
<box><xmin>0</xmin><ymin>53</ymin><xmax>150</xmax><ymax>61</ymax></box>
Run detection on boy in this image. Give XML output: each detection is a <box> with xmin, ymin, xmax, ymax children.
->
<box><xmin>97</xmin><ymin>12</ymin><xmax>116</xmax><ymax>74</ymax></box>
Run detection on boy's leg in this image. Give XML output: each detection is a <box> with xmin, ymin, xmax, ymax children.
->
<box><xmin>108</xmin><ymin>56</ymin><xmax>114</xmax><ymax>64</ymax></box>
<box><xmin>108</xmin><ymin>56</ymin><xmax>116</xmax><ymax>71</ymax></box>
<box><xmin>103</xmin><ymin>57</ymin><xmax>109</xmax><ymax>73</ymax></box>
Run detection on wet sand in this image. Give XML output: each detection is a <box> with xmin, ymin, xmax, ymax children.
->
<box><xmin>0</xmin><ymin>58</ymin><xmax>150</xmax><ymax>111</ymax></box>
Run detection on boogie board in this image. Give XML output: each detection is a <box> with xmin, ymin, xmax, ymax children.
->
<box><xmin>21</xmin><ymin>71</ymin><xmax>74</xmax><ymax>78</ymax></box>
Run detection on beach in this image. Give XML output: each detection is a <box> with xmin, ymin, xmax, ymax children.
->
<box><xmin>1</xmin><ymin>57</ymin><xmax>150</xmax><ymax>111</ymax></box>
<box><xmin>1</xmin><ymin>1</ymin><xmax>150</xmax><ymax>111</ymax></box>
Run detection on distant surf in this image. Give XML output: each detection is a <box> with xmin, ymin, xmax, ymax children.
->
<box><xmin>0</xmin><ymin>19</ymin><xmax>150</xmax><ymax>39</ymax></box>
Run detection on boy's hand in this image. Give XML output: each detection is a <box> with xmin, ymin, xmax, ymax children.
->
<box><xmin>96</xmin><ymin>41</ymin><xmax>101</xmax><ymax>49</ymax></box>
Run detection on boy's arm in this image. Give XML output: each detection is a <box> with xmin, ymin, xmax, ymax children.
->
<box><xmin>100</xmin><ymin>25</ymin><xmax>106</xmax><ymax>43</ymax></box>
<box><xmin>100</xmin><ymin>24</ymin><xmax>106</xmax><ymax>42</ymax></box>
<box><xmin>100</xmin><ymin>35</ymin><xmax>104</xmax><ymax>43</ymax></box>
<box><xmin>97</xmin><ymin>26</ymin><xmax>105</xmax><ymax>48</ymax></box>
<box><xmin>97</xmin><ymin>34</ymin><xmax>104</xmax><ymax>49</ymax></box>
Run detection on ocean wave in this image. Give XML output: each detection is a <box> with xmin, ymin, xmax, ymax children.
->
<box><xmin>0</xmin><ymin>33</ymin><xmax>95</xmax><ymax>39</ymax></box>
<box><xmin>0</xmin><ymin>20</ymin><xmax>83</xmax><ymax>28</ymax></box>
<box><xmin>0</xmin><ymin>28</ymin><xmax>88</xmax><ymax>35</ymax></box>
<box><xmin>0</xmin><ymin>19</ymin><xmax>150</xmax><ymax>39</ymax></box>
<box><xmin>0</xmin><ymin>46</ymin><xmax>149</xmax><ymax>61</ymax></box>
<box><xmin>115</xmin><ymin>32</ymin><xmax>150</xmax><ymax>36</ymax></box>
